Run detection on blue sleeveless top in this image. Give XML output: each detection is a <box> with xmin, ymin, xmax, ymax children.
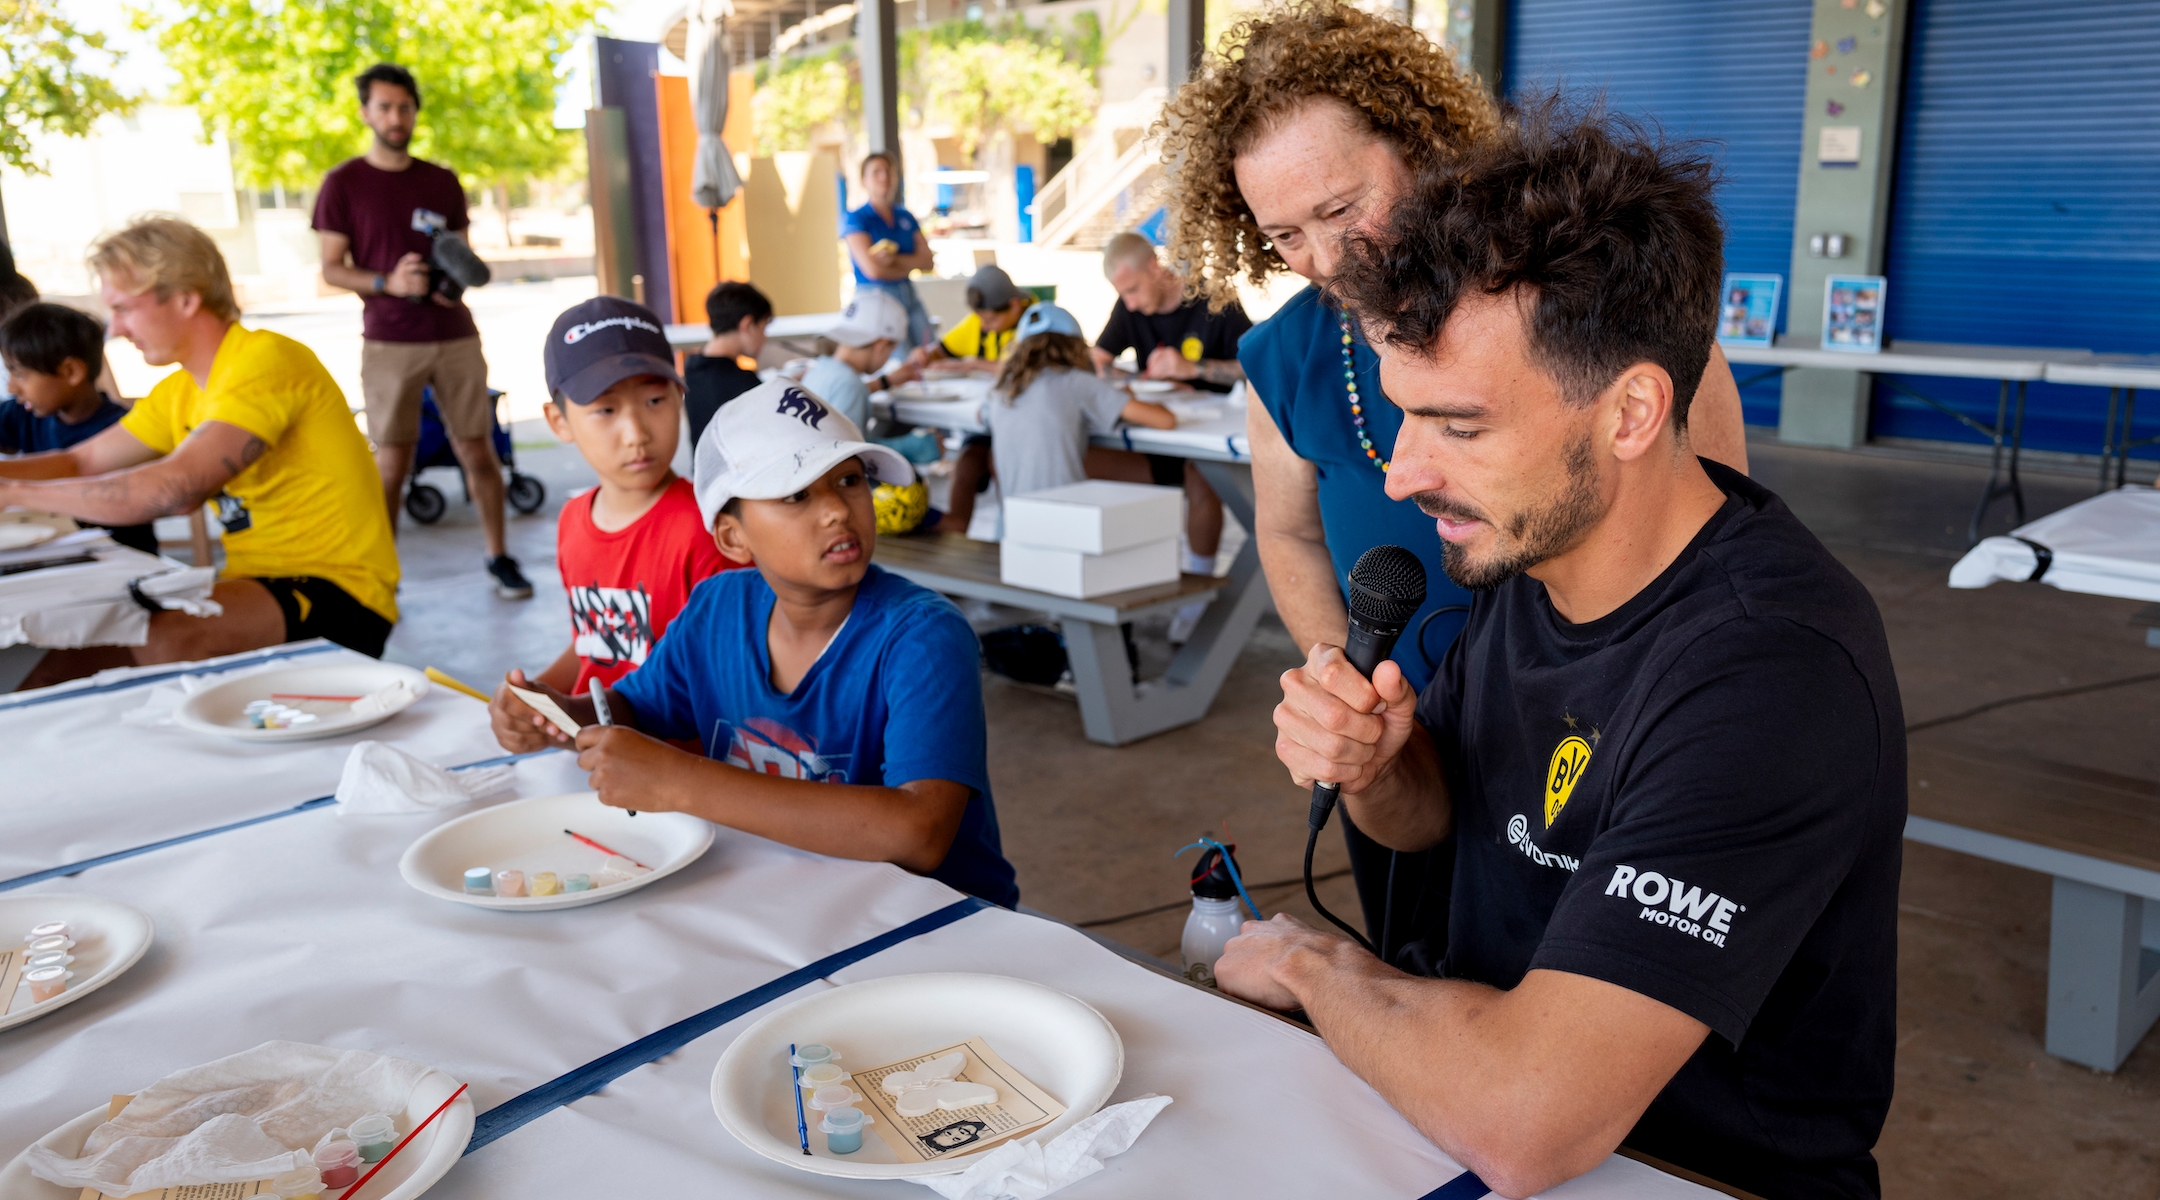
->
<box><xmin>1238</xmin><ymin>285</ymin><xmax>1472</xmax><ymax>693</ymax></box>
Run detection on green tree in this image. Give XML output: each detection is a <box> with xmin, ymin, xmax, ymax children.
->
<box><xmin>753</xmin><ymin>49</ymin><xmax>854</xmax><ymax>153</ymax></box>
<box><xmin>916</xmin><ymin>37</ymin><xmax>1096</xmax><ymax>159</ymax></box>
<box><xmin>146</xmin><ymin>0</ymin><xmax>601</xmax><ymax>189</ymax></box>
<box><xmin>0</xmin><ymin>0</ymin><xmax>139</xmax><ymax>173</ymax></box>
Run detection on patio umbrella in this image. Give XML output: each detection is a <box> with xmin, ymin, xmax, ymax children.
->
<box><xmin>689</xmin><ymin>0</ymin><xmax>744</xmax><ymax>244</ymax></box>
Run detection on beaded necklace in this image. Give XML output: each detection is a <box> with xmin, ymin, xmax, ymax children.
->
<box><xmin>1341</xmin><ymin>311</ymin><xmax>1389</xmax><ymax>472</ymax></box>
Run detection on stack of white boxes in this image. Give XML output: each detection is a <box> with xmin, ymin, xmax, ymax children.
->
<box><xmin>999</xmin><ymin>481</ymin><xmax>1184</xmax><ymax>599</ymax></box>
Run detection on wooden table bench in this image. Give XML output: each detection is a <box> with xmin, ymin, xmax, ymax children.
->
<box><xmin>1906</xmin><ymin>741</ymin><xmax>2160</xmax><ymax>1070</ymax></box>
<box><xmin>877</xmin><ymin>530</ymin><xmax>1270</xmax><ymax>745</ymax></box>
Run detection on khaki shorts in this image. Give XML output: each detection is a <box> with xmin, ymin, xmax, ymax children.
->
<box><xmin>360</xmin><ymin>336</ymin><xmax>492</xmax><ymax>444</ymax></box>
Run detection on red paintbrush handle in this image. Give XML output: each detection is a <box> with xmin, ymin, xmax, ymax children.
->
<box><xmin>337</xmin><ymin>1082</ymin><xmax>469</xmax><ymax>1200</ymax></box>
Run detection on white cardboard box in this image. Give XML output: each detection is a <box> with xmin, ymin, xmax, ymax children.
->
<box><xmin>1000</xmin><ymin>538</ymin><xmax>1179</xmax><ymax>599</ymax></box>
<box><xmin>1002</xmin><ymin>481</ymin><xmax>1182</xmax><ymax>555</ymax></box>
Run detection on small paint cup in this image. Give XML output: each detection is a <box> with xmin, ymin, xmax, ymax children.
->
<box><xmin>494</xmin><ymin>869</ymin><xmax>526</xmax><ymax>898</ymax></box>
<box><xmin>530</xmin><ymin>872</ymin><xmax>561</xmax><ymax>897</ymax></box>
<box><xmin>25</xmin><ymin>966</ymin><xmax>67</xmax><ymax>1003</ymax></box>
<box><xmin>792</xmin><ymin>1044</ymin><xmax>838</xmax><ymax>1068</ymax></box>
<box><xmin>349</xmin><ymin>1114</ymin><xmax>397</xmax><ymax>1163</ymax></box>
<box><xmin>315</xmin><ymin>1140</ymin><xmax>360</xmax><ymax>1189</ymax></box>
<box><xmin>563</xmin><ymin>874</ymin><xmax>592</xmax><ymax>892</ymax></box>
<box><xmin>26</xmin><ymin>934</ymin><xmax>72</xmax><ymax>956</ymax></box>
<box><xmin>27</xmin><ymin>951</ymin><xmax>71</xmax><ymax>972</ymax></box>
<box><xmin>26</xmin><ymin>921</ymin><xmax>70</xmax><ymax>943</ymax></box>
<box><xmin>463</xmin><ymin>868</ymin><xmax>494</xmax><ymax>895</ymax></box>
<box><xmin>807</xmin><ymin>1084</ymin><xmax>863</xmax><ymax>1111</ymax></box>
<box><xmin>819</xmin><ymin>1106</ymin><xmax>870</xmax><ymax>1155</ymax></box>
<box><xmin>270</xmin><ymin>1165</ymin><xmax>323</xmax><ymax>1200</ymax></box>
<box><xmin>800</xmin><ymin>1063</ymin><xmax>847</xmax><ymax>1089</ymax></box>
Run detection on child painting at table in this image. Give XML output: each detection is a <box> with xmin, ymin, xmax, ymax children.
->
<box><xmin>791</xmin><ymin>290</ymin><xmax>920</xmax><ymax>430</ymax></box>
<box><xmin>0</xmin><ymin>303</ymin><xmax>157</xmax><ymax>554</ymax></box>
<box><xmin>488</xmin><ymin>378</ymin><xmax>1019</xmax><ymax>907</ymax></box>
<box><xmin>983</xmin><ymin>303</ymin><xmax>1174</xmax><ymax>500</ymax></box>
<box><xmin>497</xmin><ymin>296</ymin><xmax>744</xmax><ymax>698</ymax></box>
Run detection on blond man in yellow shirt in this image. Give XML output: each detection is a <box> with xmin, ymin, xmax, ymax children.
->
<box><xmin>0</xmin><ymin>217</ymin><xmax>399</xmax><ymax>669</ymax></box>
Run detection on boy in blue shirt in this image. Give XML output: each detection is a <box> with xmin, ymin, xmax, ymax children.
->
<box><xmin>492</xmin><ymin>378</ymin><xmax>1018</xmax><ymax>906</ymax></box>
<box><xmin>0</xmin><ymin>303</ymin><xmax>157</xmax><ymax>553</ymax></box>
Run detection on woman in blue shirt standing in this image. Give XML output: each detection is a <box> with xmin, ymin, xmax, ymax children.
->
<box><xmin>1154</xmin><ymin>0</ymin><xmax>1750</xmax><ymax>968</ymax></box>
<box><xmin>843</xmin><ymin>151</ymin><xmax>937</xmax><ymax>349</ymax></box>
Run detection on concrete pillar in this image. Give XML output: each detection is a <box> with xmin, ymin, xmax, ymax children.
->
<box><xmin>1167</xmin><ymin>0</ymin><xmax>1205</xmax><ymax>88</ymax></box>
<box><xmin>859</xmin><ymin>0</ymin><xmax>902</xmax><ymax>161</ymax></box>
<box><xmin>1778</xmin><ymin>0</ymin><xmax>1913</xmax><ymax>448</ymax></box>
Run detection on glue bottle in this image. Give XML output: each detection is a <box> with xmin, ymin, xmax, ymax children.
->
<box><xmin>1181</xmin><ymin>840</ymin><xmax>1250</xmax><ymax>987</ymax></box>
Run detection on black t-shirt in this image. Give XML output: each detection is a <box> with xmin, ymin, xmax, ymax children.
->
<box><xmin>683</xmin><ymin>354</ymin><xmax>762</xmax><ymax>449</ymax></box>
<box><xmin>1416</xmin><ymin>461</ymin><xmax>1904</xmax><ymax>1200</ymax></box>
<box><xmin>1094</xmin><ymin>297</ymin><xmax>1251</xmax><ymax>393</ymax></box>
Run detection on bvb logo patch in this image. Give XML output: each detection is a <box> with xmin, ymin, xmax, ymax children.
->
<box><xmin>1545</xmin><ymin>735</ymin><xmax>1592</xmax><ymax>827</ymax></box>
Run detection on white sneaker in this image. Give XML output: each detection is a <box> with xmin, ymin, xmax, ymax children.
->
<box><xmin>1168</xmin><ymin>600</ymin><xmax>1209</xmax><ymax>644</ymax></box>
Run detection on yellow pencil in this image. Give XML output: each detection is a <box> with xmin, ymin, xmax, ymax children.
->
<box><xmin>425</xmin><ymin>666</ymin><xmax>492</xmax><ymax>702</ymax></box>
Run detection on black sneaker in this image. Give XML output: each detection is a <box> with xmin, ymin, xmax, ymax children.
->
<box><xmin>487</xmin><ymin>555</ymin><xmax>534</xmax><ymax>600</ymax></box>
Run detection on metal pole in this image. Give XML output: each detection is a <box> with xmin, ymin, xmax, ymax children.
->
<box><xmin>1166</xmin><ymin>0</ymin><xmax>1204</xmax><ymax>87</ymax></box>
<box><xmin>860</xmin><ymin>0</ymin><xmax>902</xmax><ymax>160</ymax></box>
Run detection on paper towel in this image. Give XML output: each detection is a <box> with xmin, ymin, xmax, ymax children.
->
<box><xmin>914</xmin><ymin>1094</ymin><xmax>1173</xmax><ymax>1200</ymax></box>
<box><xmin>335</xmin><ymin>741</ymin><xmax>515</xmax><ymax>815</ymax></box>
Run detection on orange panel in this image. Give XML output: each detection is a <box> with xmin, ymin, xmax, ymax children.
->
<box><xmin>655</xmin><ymin>72</ymin><xmax>755</xmax><ymax>328</ymax></box>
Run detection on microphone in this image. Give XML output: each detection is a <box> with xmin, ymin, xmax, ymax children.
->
<box><xmin>1304</xmin><ymin>544</ymin><xmax>1427</xmax><ymax>952</ymax></box>
<box><xmin>428</xmin><ymin>230</ymin><xmax>493</xmax><ymax>291</ymax></box>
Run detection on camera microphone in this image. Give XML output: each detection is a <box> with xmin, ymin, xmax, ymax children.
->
<box><xmin>1303</xmin><ymin>544</ymin><xmax>1427</xmax><ymax>953</ymax></box>
<box><xmin>428</xmin><ymin>230</ymin><xmax>492</xmax><ymax>291</ymax></box>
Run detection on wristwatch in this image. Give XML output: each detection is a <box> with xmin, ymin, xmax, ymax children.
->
<box><xmin>872</xmin><ymin>373</ymin><xmax>889</xmax><ymax>393</ymax></box>
<box><xmin>372</xmin><ymin>273</ymin><xmax>386</xmax><ymax>296</ymax></box>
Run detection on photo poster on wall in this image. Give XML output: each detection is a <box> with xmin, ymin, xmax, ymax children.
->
<box><xmin>1821</xmin><ymin>274</ymin><xmax>1888</xmax><ymax>353</ymax></box>
<box><xmin>1716</xmin><ymin>273</ymin><xmax>1783</xmax><ymax>348</ymax></box>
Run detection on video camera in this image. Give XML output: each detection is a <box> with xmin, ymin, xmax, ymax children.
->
<box><xmin>409</xmin><ymin>208</ymin><xmax>492</xmax><ymax>304</ymax></box>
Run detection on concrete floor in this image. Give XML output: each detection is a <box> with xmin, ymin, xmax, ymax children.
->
<box><xmin>383</xmin><ymin>431</ymin><xmax>2160</xmax><ymax>1196</ymax></box>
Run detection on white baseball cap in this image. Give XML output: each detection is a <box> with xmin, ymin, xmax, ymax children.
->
<box><xmin>694</xmin><ymin>378</ymin><xmax>915</xmax><ymax>529</ymax></box>
<box><xmin>828</xmin><ymin>289</ymin><xmax>910</xmax><ymax>347</ymax></box>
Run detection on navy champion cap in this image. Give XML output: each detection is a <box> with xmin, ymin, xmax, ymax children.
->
<box><xmin>543</xmin><ymin>296</ymin><xmax>685</xmax><ymax>405</ymax></box>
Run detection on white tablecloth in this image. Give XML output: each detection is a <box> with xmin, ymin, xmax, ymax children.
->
<box><xmin>0</xmin><ymin>752</ymin><xmax>967</xmax><ymax>1182</ymax></box>
<box><xmin>0</xmin><ymin>530</ymin><xmax>218</xmax><ymax>650</ymax></box>
<box><xmin>1949</xmin><ymin>486</ymin><xmax>2160</xmax><ymax>602</ymax></box>
<box><xmin>884</xmin><ymin>381</ymin><xmax>1252</xmax><ymax>463</ymax></box>
<box><xmin>0</xmin><ymin>640</ymin><xmax>514</xmax><ymax>881</ymax></box>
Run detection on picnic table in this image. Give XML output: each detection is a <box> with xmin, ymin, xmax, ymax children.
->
<box><xmin>0</xmin><ymin>650</ymin><xmax>1730</xmax><ymax>1200</ymax></box>
<box><xmin>874</xmin><ymin>377</ymin><xmax>1273</xmax><ymax>746</ymax></box>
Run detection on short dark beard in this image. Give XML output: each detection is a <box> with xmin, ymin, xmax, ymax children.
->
<box><xmin>1426</xmin><ymin>428</ymin><xmax>1606</xmax><ymax>591</ymax></box>
<box><xmin>374</xmin><ymin>128</ymin><xmax>412</xmax><ymax>153</ymax></box>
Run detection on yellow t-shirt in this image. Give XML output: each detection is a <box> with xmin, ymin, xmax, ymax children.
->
<box><xmin>940</xmin><ymin>313</ymin><xmax>1017</xmax><ymax>361</ymax></box>
<box><xmin>123</xmin><ymin>325</ymin><xmax>400</xmax><ymax>622</ymax></box>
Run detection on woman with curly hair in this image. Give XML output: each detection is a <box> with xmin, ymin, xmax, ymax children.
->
<box><xmin>1156</xmin><ymin>0</ymin><xmax>1748</xmax><ymax>694</ymax></box>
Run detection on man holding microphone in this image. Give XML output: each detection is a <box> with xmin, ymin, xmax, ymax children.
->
<box><xmin>314</xmin><ymin>62</ymin><xmax>533</xmax><ymax>599</ymax></box>
<box><xmin>1221</xmin><ymin>111</ymin><xmax>1905</xmax><ymax>1198</ymax></box>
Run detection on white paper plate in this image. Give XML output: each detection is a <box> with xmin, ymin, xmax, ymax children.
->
<box><xmin>1126</xmin><ymin>379</ymin><xmax>1176</xmax><ymax>395</ymax></box>
<box><xmin>0</xmin><ymin>1068</ymin><xmax>473</xmax><ymax>1200</ymax></box>
<box><xmin>0</xmin><ymin>523</ymin><xmax>59</xmax><ymax>550</ymax></box>
<box><xmin>0</xmin><ymin>894</ymin><xmax>154</xmax><ymax>1034</ymax></box>
<box><xmin>399</xmin><ymin>791</ymin><xmax>713</xmax><ymax>910</ymax></box>
<box><xmin>712</xmin><ymin>972</ymin><xmax>1123</xmax><ymax>1179</ymax></box>
<box><xmin>174</xmin><ymin>662</ymin><xmax>431</xmax><ymax>743</ymax></box>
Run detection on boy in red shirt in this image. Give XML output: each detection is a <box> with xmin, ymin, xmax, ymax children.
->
<box><xmin>507</xmin><ymin>297</ymin><xmax>742</xmax><ymax>695</ymax></box>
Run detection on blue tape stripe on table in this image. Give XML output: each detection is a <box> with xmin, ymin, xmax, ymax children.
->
<box><xmin>1418</xmin><ymin>1170</ymin><xmax>1490</xmax><ymax>1199</ymax></box>
<box><xmin>464</xmin><ymin>895</ymin><xmax>996</xmax><ymax>1155</ymax></box>
<box><xmin>0</xmin><ymin>748</ymin><xmax>561</xmax><ymax>892</ymax></box>
<box><xmin>0</xmin><ymin>641</ymin><xmax>342</xmax><ymax>711</ymax></box>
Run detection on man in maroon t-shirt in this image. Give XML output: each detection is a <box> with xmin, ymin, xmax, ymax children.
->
<box><xmin>313</xmin><ymin>62</ymin><xmax>533</xmax><ymax>599</ymax></box>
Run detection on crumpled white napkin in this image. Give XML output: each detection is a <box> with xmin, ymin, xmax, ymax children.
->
<box><xmin>335</xmin><ymin>741</ymin><xmax>516</xmax><ymax>815</ymax></box>
<box><xmin>25</xmin><ymin>1041</ymin><xmax>438</xmax><ymax>1197</ymax></box>
<box><xmin>913</xmin><ymin>1095</ymin><xmax>1173</xmax><ymax>1200</ymax></box>
<box><xmin>119</xmin><ymin>669</ymin><xmax>244</xmax><ymax>727</ymax></box>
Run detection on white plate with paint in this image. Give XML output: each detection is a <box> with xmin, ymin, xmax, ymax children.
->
<box><xmin>0</xmin><ymin>523</ymin><xmax>60</xmax><ymax>550</ymax></box>
<box><xmin>174</xmin><ymin>662</ymin><xmax>430</xmax><ymax>742</ymax></box>
<box><xmin>399</xmin><ymin>790</ymin><xmax>713</xmax><ymax>911</ymax></box>
<box><xmin>712</xmin><ymin>972</ymin><xmax>1123</xmax><ymax>1179</ymax></box>
<box><xmin>1125</xmin><ymin>379</ymin><xmax>1177</xmax><ymax>395</ymax></box>
<box><xmin>0</xmin><ymin>1067</ymin><xmax>473</xmax><ymax>1200</ymax></box>
<box><xmin>0</xmin><ymin>894</ymin><xmax>154</xmax><ymax>1034</ymax></box>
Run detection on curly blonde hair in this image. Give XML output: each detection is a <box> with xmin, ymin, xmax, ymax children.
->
<box><xmin>1155</xmin><ymin>0</ymin><xmax>1500</xmax><ymax>310</ymax></box>
<box><xmin>993</xmin><ymin>332</ymin><xmax>1094</xmax><ymax>403</ymax></box>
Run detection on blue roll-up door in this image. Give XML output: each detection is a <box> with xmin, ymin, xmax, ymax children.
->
<box><xmin>1506</xmin><ymin>0</ymin><xmax>1812</xmax><ymax>427</ymax></box>
<box><xmin>1874</xmin><ymin>0</ymin><xmax>2160</xmax><ymax>460</ymax></box>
